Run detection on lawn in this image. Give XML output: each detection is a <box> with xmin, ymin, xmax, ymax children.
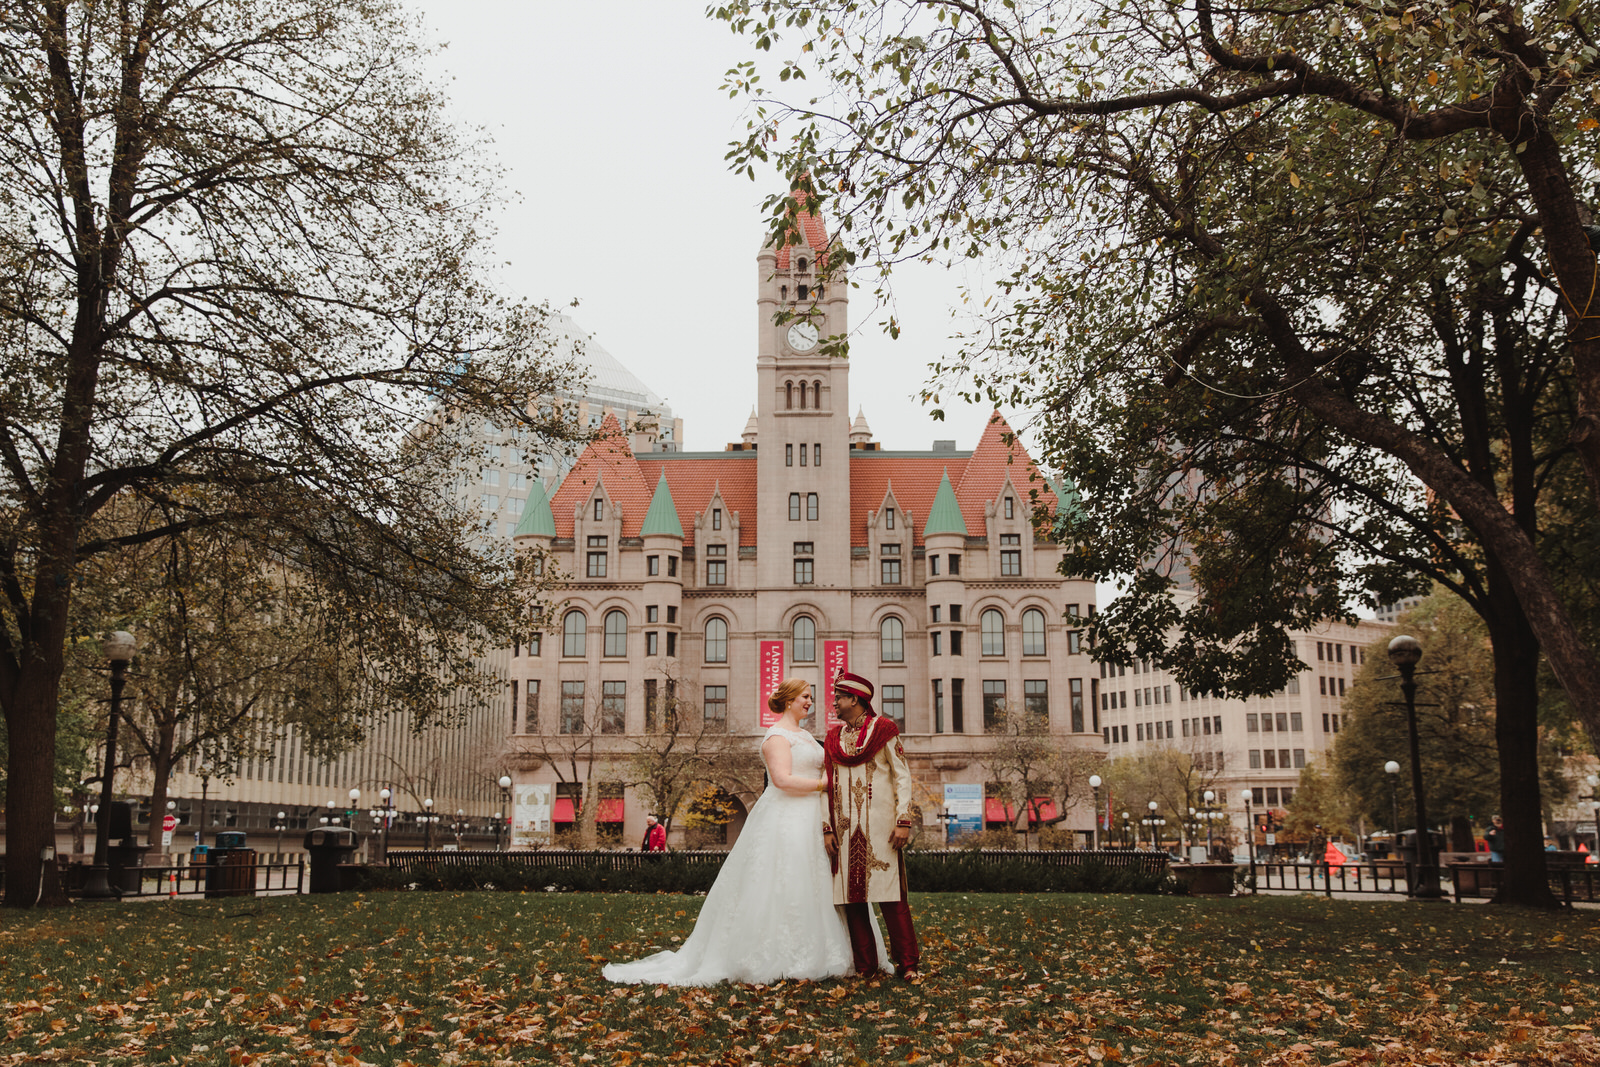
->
<box><xmin>2</xmin><ymin>891</ymin><xmax>1597</xmax><ymax>1066</ymax></box>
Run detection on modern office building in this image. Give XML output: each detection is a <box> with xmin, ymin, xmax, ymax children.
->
<box><xmin>1093</xmin><ymin>612</ymin><xmax>1393</xmax><ymax>835</ymax></box>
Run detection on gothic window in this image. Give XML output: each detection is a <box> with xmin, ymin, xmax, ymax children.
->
<box><xmin>792</xmin><ymin>616</ymin><xmax>816</xmax><ymax>662</ymax></box>
<box><xmin>785</xmin><ymin>381</ymin><xmax>793</xmax><ymax>410</ymax></box>
<box><xmin>603</xmin><ymin>610</ymin><xmax>627</xmax><ymax>657</ymax></box>
<box><xmin>1022</xmin><ymin>609</ymin><xmax>1047</xmax><ymax>655</ymax></box>
<box><xmin>880</xmin><ymin>617</ymin><xmax>905</xmax><ymax>662</ymax></box>
<box><xmin>705</xmin><ymin>617</ymin><xmax>728</xmax><ymax>663</ymax></box>
<box><xmin>981</xmin><ymin>609</ymin><xmax>1005</xmax><ymax>656</ymax></box>
<box><xmin>562</xmin><ymin>610</ymin><xmax>586</xmax><ymax>657</ymax></box>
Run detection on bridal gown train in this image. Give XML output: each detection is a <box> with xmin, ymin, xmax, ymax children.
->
<box><xmin>602</xmin><ymin>724</ymin><xmax>888</xmax><ymax>986</ymax></box>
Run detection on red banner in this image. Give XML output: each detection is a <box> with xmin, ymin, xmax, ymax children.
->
<box><xmin>823</xmin><ymin>640</ymin><xmax>849</xmax><ymax>728</ymax></box>
<box><xmin>758</xmin><ymin>640</ymin><xmax>785</xmax><ymax>727</ymax></box>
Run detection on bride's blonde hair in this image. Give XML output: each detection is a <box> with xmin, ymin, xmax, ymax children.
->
<box><xmin>767</xmin><ymin>677</ymin><xmax>810</xmax><ymax>716</ymax></box>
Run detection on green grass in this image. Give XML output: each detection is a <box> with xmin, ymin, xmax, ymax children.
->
<box><xmin>1</xmin><ymin>891</ymin><xmax>1597</xmax><ymax>1066</ymax></box>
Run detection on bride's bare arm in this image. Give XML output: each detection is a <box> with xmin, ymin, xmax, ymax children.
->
<box><xmin>761</xmin><ymin>735</ymin><xmax>826</xmax><ymax>795</ymax></box>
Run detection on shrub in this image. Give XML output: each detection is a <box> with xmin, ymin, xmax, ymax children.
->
<box><xmin>356</xmin><ymin>855</ymin><xmax>727</xmax><ymax>894</ymax></box>
<box><xmin>905</xmin><ymin>852</ymin><xmax>1169</xmax><ymax>894</ymax></box>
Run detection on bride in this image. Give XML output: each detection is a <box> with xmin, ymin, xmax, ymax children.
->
<box><xmin>603</xmin><ymin>678</ymin><xmax>886</xmax><ymax>985</ymax></box>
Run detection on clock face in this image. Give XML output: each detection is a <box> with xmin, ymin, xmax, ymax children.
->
<box><xmin>787</xmin><ymin>321</ymin><xmax>820</xmax><ymax>352</ymax></box>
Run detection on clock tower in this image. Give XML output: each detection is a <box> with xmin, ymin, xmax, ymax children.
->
<box><xmin>754</xmin><ymin>202</ymin><xmax>853</xmax><ymax>595</ymax></box>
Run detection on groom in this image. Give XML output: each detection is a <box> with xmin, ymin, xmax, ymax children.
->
<box><xmin>821</xmin><ymin>671</ymin><xmax>922</xmax><ymax>979</ymax></box>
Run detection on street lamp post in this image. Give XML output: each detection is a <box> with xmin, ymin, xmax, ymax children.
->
<box><xmin>1243</xmin><ymin>793</ymin><xmax>1257</xmax><ymax>892</ymax></box>
<box><xmin>498</xmin><ymin>776</ymin><xmax>513</xmax><ymax>851</ymax></box>
<box><xmin>1388</xmin><ymin>635</ymin><xmax>1442</xmax><ymax>900</ymax></box>
<box><xmin>1121</xmin><ymin>811</ymin><xmax>1131</xmax><ymax>848</ymax></box>
<box><xmin>378</xmin><ymin>788</ymin><xmax>393</xmax><ymax>864</ymax></box>
<box><xmin>1384</xmin><ymin>760</ymin><xmax>1402</xmax><ymax>858</ymax></box>
<box><xmin>196</xmin><ymin>765</ymin><xmax>213</xmax><ymax>846</ymax></box>
<box><xmin>455</xmin><ymin>809</ymin><xmax>465</xmax><ymax>847</ymax></box>
<box><xmin>1585</xmin><ymin>774</ymin><xmax>1599</xmax><ymax>853</ymax></box>
<box><xmin>275</xmin><ymin>811</ymin><xmax>287</xmax><ymax>855</ymax></box>
<box><xmin>1088</xmin><ymin>775</ymin><xmax>1103</xmax><ymax>850</ymax></box>
<box><xmin>1140</xmin><ymin>810</ymin><xmax>1167</xmax><ymax>851</ymax></box>
<box><xmin>1203</xmin><ymin>790</ymin><xmax>1217</xmax><ymax>860</ymax></box>
<box><xmin>83</xmin><ymin>631</ymin><xmax>137</xmax><ymax>900</ymax></box>
<box><xmin>325</xmin><ymin>799</ymin><xmax>337</xmax><ymax>826</ymax></box>
<box><xmin>1146</xmin><ymin>800</ymin><xmax>1159</xmax><ymax>851</ymax></box>
<box><xmin>423</xmin><ymin>798</ymin><xmax>435</xmax><ymax>850</ymax></box>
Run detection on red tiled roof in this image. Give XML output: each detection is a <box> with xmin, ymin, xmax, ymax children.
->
<box><xmin>848</xmin><ymin>454</ymin><xmax>970</xmax><ymax>548</ymax></box>
<box><xmin>548</xmin><ymin>413</ymin><xmax>653</xmax><ymax>537</ymax></box>
<box><xmin>549</xmin><ymin>410</ymin><xmax>1056</xmax><ymax>547</ymax></box>
<box><xmin>953</xmin><ymin>412</ymin><xmax>1059</xmax><ymax>535</ymax></box>
<box><xmin>774</xmin><ymin>189</ymin><xmax>831</xmax><ymax>270</ymax></box>
<box><xmin>637</xmin><ymin>455</ymin><xmax>759</xmax><ymax>547</ymax></box>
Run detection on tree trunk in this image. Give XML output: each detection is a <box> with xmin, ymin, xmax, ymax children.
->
<box><xmin>3</xmin><ymin>660</ymin><xmax>70</xmax><ymax>907</ymax></box>
<box><xmin>145</xmin><ymin>723</ymin><xmax>177</xmax><ymax>852</ymax></box>
<box><xmin>1484</xmin><ymin>567</ymin><xmax>1560</xmax><ymax>908</ymax></box>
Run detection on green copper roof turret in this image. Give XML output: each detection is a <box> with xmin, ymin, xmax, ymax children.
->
<box><xmin>640</xmin><ymin>474</ymin><xmax>684</xmax><ymax>538</ymax></box>
<box><xmin>922</xmin><ymin>469</ymin><xmax>968</xmax><ymax>536</ymax></box>
<box><xmin>514</xmin><ymin>477</ymin><xmax>556</xmax><ymax>538</ymax></box>
<box><xmin>1053</xmin><ymin>473</ymin><xmax>1087</xmax><ymax>525</ymax></box>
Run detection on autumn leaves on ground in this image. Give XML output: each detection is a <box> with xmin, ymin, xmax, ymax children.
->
<box><xmin>2</xmin><ymin>892</ymin><xmax>1597</xmax><ymax>1067</ymax></box>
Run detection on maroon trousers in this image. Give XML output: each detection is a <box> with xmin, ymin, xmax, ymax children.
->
<box><xmin>842</xmin><ymin>900</ymin><xmax>920</xmax><ymax>975</ymax></box>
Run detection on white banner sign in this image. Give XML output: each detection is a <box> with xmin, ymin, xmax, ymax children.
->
<box><xmin>512</xmin><ymin>784</ymin><xmax>553</xmax><ymax>849</ymax></box>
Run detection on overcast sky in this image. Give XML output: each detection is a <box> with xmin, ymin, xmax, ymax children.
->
<box><xmin>405</xmin><ymin>0</ymin><xmax>1003</xmax><ymax>455</ymax></box>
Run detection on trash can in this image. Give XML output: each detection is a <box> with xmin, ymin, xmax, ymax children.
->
<box><xmin>1396</xmin><ymin>828</ymin><xmax>1447</xmax><ymax>892</ymax></box>
<box><xmin>304</xmin><ymin>827</ymin><xmax>360</xmax><ymax>894</ymax></box>
<box><xmin>205</xmin><ymin>830</ymin><xmax>258</xmax><ymax>898</ymax></box>
<box><xmin>102</xmin><ymin>802</ymin><xmax>150</xmax><ymax>895</ymax></box>
<box><xmin>107</xmin><ymin>842</ymin><xmax>151</xmax><ymax>895</ymax></box>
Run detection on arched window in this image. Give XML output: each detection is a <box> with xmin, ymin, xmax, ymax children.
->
<box><xmin>880</xmin><ymin>616</ymin><xmax>905</xmax><ymax>663</ymax></box>
<box><xmin>562</xmin><ymin>610</ymin><xmax>587</xmax><ymax>658</ymax></box>
<box><xmin>799</xmin><ymin>382</ymin><xmax>808</xmax><ymax>410</ymax></box>
<box><xmin>981</xmin><ymin>609</ymin><xmax>1006</xmax><ymax>656</ymax></box>
<box><xmin>781</xmin><ymin>284</ymin><xmax>788</xmax><ymax>300</ymax></box>
<box><xmin>1022</xmin><ymin>609</ymin><xmax>1047</xmax><ymax>656</ymax></box>
<box><xmin>797</xmin><ymin>256</ymin><xmax>808</xmax><ymax>273</ymax></box>
<box><xmin>792</xmin><ymin>616</ymin><xmax>816</xmax><ymax>662</ymax></box>
<box><xmin>785</xmin><ymin>381</ymin><xmax>793</xmax><ymax>410</ymax></box>
<box><xmin>604</xmin><ymin>610</ymin><xmax>627</xmax><ymax>657</ymax></box>
<box><xmin>813</xmin><ymin>380</ymin><xmax>823</xmax><ymax>407</ymax></box>
<box><xmin>705</xmin><ymin>617</ymin><xmax>728</xmax><ymax>663</ymax></box>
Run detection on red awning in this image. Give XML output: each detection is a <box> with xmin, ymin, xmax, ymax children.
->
<box><xmin>1027</xmin><ymin>797</ymin><xmax>1058</xmax><ymax>822</ymax></box>
<box><xmin>551</xmin><ymin>798</ymin><xmax>623</xmax><ymax>823</ymax></box>
<box><xmin>984</xmin><ymin>798</ymin><xmax>1014</xmax><ymax>823</ymax></box>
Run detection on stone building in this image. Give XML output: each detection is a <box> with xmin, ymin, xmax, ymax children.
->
<box><xmin>506</xmin><ymin>208</ymin><xmax>1104</xmax><ymax>843</ymax></box>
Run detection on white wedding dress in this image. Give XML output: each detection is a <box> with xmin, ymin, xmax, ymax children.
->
<box><xmin>603</xmin><ymin>724</ymin><xmax>887</xmax><ymax>985</ymax></box>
